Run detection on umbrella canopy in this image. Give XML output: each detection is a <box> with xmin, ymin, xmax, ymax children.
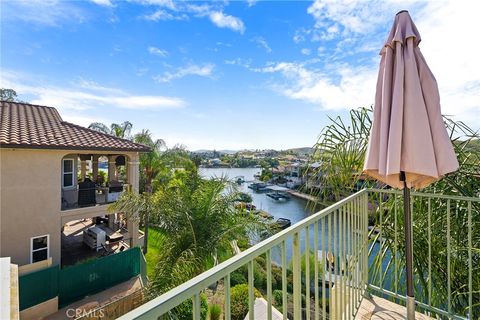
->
<box><xmin>364</xmin><ymin>10</ymin><xmax>458</xmax><ymax>189</ymax></box>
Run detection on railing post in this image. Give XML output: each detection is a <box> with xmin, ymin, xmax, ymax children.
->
<box><xmin>248</xmin><ymin>261</ymin><xmax>255</xmax><ymax>320</ymax></box>
<box><xmin>282</xmin><ymin>241</ymin><xmax>288</xmax><ymax>320</ymax></box>
<box><xmin>468</xmin><ymin>201</ymin><xmax>472</xmax><ymax>318</ymax></box>
<box><xmin>314</xmin><ymin>221</ymin><xmax>319</xmax><ymax>320</ymax></box>
<box><xmin>293</xmin><ymin>232</ymin><xmax>302</xmax><ymax>319</ymax></box>
<box><xmin>321</xmin><ymin>218</ymin><xmax>326</xmax><ymax>320</ymax></box>
<box><xmin>363</xmin><ymin>192</ymin><xmax>368</xmax><ymax>294</ymax></box>
<box><xmin>266</xmin><ymin>250</ymin><xmax>273</xmax><ymax>320</ymax></box>
<box><xmin>224</xmin><ymin>274</ymin><xmax>231</xmax><ymax>320</ymax></box>
<box><xmin>305</xmin><ymin>226</ymin><xmax>311</xmax><ymax>320</ymax></box>
<box><xmin>192</xmin><ymin>293</ymin><xmax>200</xmax><ymax>320</ymax></box>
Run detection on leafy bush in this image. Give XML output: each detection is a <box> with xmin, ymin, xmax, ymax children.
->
<box><xmin>289</xmin><ymin>250</ymin><xmax>324</xmax><ymax>285</ymax></box>
<box><xmin>273</xmin><ymin>289</ymin><xmax>283</xmax><ymax>307</ymax></box>
<box><xmin>209</xmin><ymin>303</ymin><xmax>222</xmax><ymax>320</ymax></box>
<box><xmin>271</xmin><ymin>265</ymin><xmax>283</xmax><ymax>291</ymax></box>
<box><xmin>230</xmin><ymin>271</ymin><xmax>247</xmax><ymax>286</ymax></box>
<box><xmin>253</xmin><ymin>263</ymin><xmax>266</xmax><ymax>289</ymax></box>
<box><xmin>231</xmin><ymin>284</ymin><xmax>262</xmax><ymax>320</ymax></box>
<box><xmin>173</xmin><ymin>293</ymin><xmax>208</xmax><ymax>320</ymax></box>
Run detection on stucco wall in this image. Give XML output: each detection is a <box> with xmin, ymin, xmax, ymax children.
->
<box><xmin>0</xmin><ymin>149</ymin><xmax>63</xmax><ymax>266</ymax></box>
<box><xmin>0</xmin><ymin>148</ymin><xmax>140</xmax><ymax>267</ymax></box>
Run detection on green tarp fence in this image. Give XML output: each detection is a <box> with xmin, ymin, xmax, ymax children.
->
<box><xmin>18</xmin><ymin>264</ymin><xmax>59</xmax><ymax>310</ymax></box>
<box><xmin>59</xmin><ymin>247</ymin><xmax>141</xmax><ymax>307</ymax></box>
<box><xmin>18</xmin><ymin>247</ymin><xmax>141</xmax><ymax>310</ymax></box>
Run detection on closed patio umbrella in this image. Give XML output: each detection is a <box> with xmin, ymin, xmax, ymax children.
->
<box><xmin>363</xmin><ymin>10</ymin><xmax>459</xmax><ymax>319</ymax></box>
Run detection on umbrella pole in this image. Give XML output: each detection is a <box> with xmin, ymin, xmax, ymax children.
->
<box><xmin>401</xmin><ymin>171</ymin><xmax>415</xmax><ymax>319</ymax></box>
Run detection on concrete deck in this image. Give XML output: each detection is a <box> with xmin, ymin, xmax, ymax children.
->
<box><xmin>61</xmin><ymin>219</ymin><xmax>129</xmax><ymax>267</ymax></box>
<box><xmin>356</xmin><ymin>295</ymin><xmax>432</xmax><ymax>320</ymax></box>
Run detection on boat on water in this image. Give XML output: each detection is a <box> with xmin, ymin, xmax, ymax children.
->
<box><xmin>255</xmin><ymin>210</ymin><xmax>274</xmax><ymax>220</ymax></box>
<box><xmin>274</xmin><ymin>217</ymin><xmax>291</xmax><ymax>229</ymax></box>
<box><xmin>235</xmin><ymin>202</ymin><xmax>257</xmax><ymax>211</ymax></box>
<box><xmin>266</xmin><ymin>191</ymin><xmax>291</xmax><ymax>201</ymax></box>
<box><xmin>248</xmin><ymin>182</ymin><xmax>268</xmax><ymax>191</ymax></box>
<box><xmin>234</xmin><ymin>176</ymin><xmax>245</xmax><ymax>184</ymax></box>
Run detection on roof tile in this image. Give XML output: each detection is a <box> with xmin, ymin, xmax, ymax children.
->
<box><xmin>0</xmin><ymin>101</ymin><xmax>150</xmax><ymax>152</ymax></box>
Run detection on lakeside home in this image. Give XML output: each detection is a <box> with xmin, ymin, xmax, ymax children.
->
<box><xmin>0</xmin><ymin>101</ymin><xmax>149</xmax><ymax>319</ymax></box>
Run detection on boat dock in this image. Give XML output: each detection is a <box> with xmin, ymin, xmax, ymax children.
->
<box><xmin>264</xmin><ymin>184</ymin><xmax>318</xmax><ymax>202</ymax></box>
<box><xmin>286</xmin><ymin>190</ymin><xmax>317</xmax><ymax>202</ymax></box>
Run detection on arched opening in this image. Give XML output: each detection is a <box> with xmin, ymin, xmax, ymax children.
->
<box><xmin>60</xmin><ymin>153</ymin><xmax>131</xmax><ymax>210</ymax></box>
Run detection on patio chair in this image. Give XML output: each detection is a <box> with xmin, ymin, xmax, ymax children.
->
<box><xmin>101</xmin><ymin>243</ymin><xmax>114</xmax><ymax>256</ymax></box>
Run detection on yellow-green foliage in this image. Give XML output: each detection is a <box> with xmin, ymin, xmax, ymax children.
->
<box><xmin>230</xmin><ymin>284</ymin><xmax>262</xmax><ymax>320</ymax></box>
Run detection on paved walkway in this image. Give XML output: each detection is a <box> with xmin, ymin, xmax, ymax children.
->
<box><xmin>356</xmin><ymin>295</ymin><xmax>432</xmax><ymax>320</ymax></box>
<box><xmin>245</xmin><ymin>298</ymin><xmax>285</xmax><ymax>320</ymax></box>
<box><xmin>45</xmin><ymin>276</ymin><xmax>143</xmax><ymax>319</ymax></box>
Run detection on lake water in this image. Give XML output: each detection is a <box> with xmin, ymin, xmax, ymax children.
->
<box><xmin>199</xmin><ymin>168</ymin><xmax>338</xmax><ymax>265</ymax></box>
<box><xmin>200</xmin><ymin>168</ymin><xmax>391</xmax><ymax>288</ymax></box>
<box><xmin>199</xmin><ymin>168</ymin><xmax>314</xmax><ymax>224</ymax></box>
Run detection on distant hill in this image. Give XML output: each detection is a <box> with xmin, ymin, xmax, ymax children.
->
<box><xmin>192</xmin><ymin>147</ymin><xmax>312</xmax><ymax>156</ymax></box>
<box><xmin>192</xmin><ymin>149</ymin><xmax>250</xmax><ymax>155</ymax></box>
<box><xmin>284</xmin><ymin>147</ymin><xmax>313</xmax><ymax>155</ymax></box>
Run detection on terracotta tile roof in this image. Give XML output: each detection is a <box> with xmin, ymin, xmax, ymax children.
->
<box><xmin>0</xmin><ymin>101</ymin><xmax>151</xmax><ymax>152</ymax></box>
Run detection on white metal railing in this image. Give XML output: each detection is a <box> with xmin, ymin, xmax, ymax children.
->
<box><xmin>366</xmin><ymin>189</ymin><xmax>479</xmax><ymax>319</ymax></box>
<box><xmin>119</xmin><ymin>190</ymin><xmax>369</xmax><ymax>320</ymax></box>
<box><xmin>118</xmin><ymin>188</ymin><xmax>479</xmax><ymax>320</ymax></box>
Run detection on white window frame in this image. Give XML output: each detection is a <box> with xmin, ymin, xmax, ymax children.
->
<box><xmin>62</xmin><ymin>158</ymin><xmax>74</xmax><ymax>188</ymax></box>
<box><xmin>30</xmin><ymin>234</ymin><xmax>49</xmax><ymax>264</ymax></box>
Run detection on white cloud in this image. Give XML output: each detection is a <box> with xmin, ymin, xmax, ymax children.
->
<box><xmin>209</xmin><ymin>11</ymin><xmax>245</xmax><ymax>34</ymax></box>
<box><xmin>154</xmin><ymin>63</ymin><xmax>215</xmax><ymax>83</ymax></box>
<box><xmin>301</xmin><ymin>48</ymin><xmax>311</xmax><ymax>56</ymax></box>
<box><xmin>224</xmin><ymin>58</ymin><xmax>252</xmax><ymax>68</ymax></box>
<box><xmin>134</xmin><ymin>0</ymin><xmax>176</xmax><ymax>10</ymax></box>
<box><xmin>1</xmin><ymin>71</ymin><xmax>186</xmax><ymax>112</ymax></box>
<box><xmin>138</xmin><ymin>2</ymin><xmax>245</xmax><ymax>34</ymax></box>
<box><xmin>148</xmin><ymin>46</ymin><xmax>168</xmax><ymax>57</ymax></box>
<box><xmin>307</xmin><ymin>0</ymin><xmax>395</xmax><ymax>35</ymax></box>
<box><xmin>247</xmin><ymin>0</ymin><xmax>257</xmax><ymax>7</ymax></box>
<box><xmin>252</xmin><ymin>60</ymin><xmax>377</xmax><ymax>111</ymax></box>
<box><xmin>238</xmin><ymin>0</ymin><xmax>471</xmax><ymax>129</ymax></box>
<box><xmin>252</xmin><ymin>36</ymin><xmax>272</xmax><ymax>53</ymax></box>
<box><xmin>414</xmin><ymin>0</ymin><xmax>480</xmax><ymax>123</ymax></box>
<box><xmin>143</xmin><ymin>9</ymin><xmax>187</xmax><ymax>21</ymax></box>
<box><xmin>90</xmin><ymin>0</ymin><xmax>113</xmax><ymax>7</ymax></box>
<box><xmin>184</xmin><ymin>3</ymin><xmax>214</xmax><ymax>16</ymax></box>
<box><xmin>2</xmin><ymin>0</ymin><xmax>85</xmax><ymax>26</ymax></box>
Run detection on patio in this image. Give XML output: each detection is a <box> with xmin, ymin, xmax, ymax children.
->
<box><xmin>61</xmin><ymin>218</ymin><xmax>131</xmax><ymax>267</ymax></box>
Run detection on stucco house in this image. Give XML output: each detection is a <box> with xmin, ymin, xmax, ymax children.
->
<box><xmin>0</xmin><ymin>101</ymin><xmax>150</xmax><ymax>268</ymax></box>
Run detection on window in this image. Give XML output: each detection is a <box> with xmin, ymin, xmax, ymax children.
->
<box><xmin>63</xmin><ymin>159</ymin><xmax>74</xmax><ymax>188</ymax></box>
<box><xmin>30</xmin><ymin>235</ymin><xmax>49</xmax><ymax>263</ymax></box>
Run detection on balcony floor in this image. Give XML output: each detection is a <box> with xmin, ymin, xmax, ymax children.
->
<box><xmin>356</xmin><ymin>295</ymin><xmax>432</xmax><ymax>320</ymax></box>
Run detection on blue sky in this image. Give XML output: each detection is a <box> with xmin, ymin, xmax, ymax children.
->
<box><xmin>1</xmin><ymin>0</ymin><xmax>479</xmax><ymax>150</ymax></box>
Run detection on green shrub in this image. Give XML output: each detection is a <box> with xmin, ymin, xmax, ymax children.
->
<box><xmin>173</xmin><ymin>293</ymin><xmax>208</xmax><ymax>320</ymax></box>
<box><xmin>209</xmin><ymin>303</ymin><xmax>222</xmax><ymax>320</ymax></box>
<box><xmin>230</xmin><ymin>271</ymin><xmax>247</xmax><ymax>286</ymax></box>
<box><xmin>273</xmin><ymin>289</ymin><xmax>283</xmax><ymax>307</ymax></box>
<box><xmin>253</xmin><ymin>264</ymin><xmax>266</xmax><ymax>289</ymax></box>
<box><xmin>288</xmin><ymin>250</ymin><xmax>324</xmax><ymax>284</ymax></box>
<box><xmin>231</xmin><ymin>284</ymin><xmax>262</xmax><ymax>320</ymax></box>
<box><xmin>271</xmin><ymin>265</ymin><xmax>283</xmax><ymax>290</ymax></box>
<box><xmin>255</xmin><ymin>256</ymin><xmax>266</xmax><ymax>269</ymax></box>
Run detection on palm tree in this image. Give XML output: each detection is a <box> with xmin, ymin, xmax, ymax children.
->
<box><xmin>112</xmin><ymin>172</ymin><xmax>266</xmax><ymax>295</ymax></box>
<box><xmin>88</xmin><ymin>121</ymin><xmax>133</xmax><ymax>139</ymax></box>
<box><xmin>131</xmin><ymin>129</ymin><xmax>165</xmax><ymax>253</ymax></box>
<box><xmin>133</xmin><ymin>130</ymin><xmax>166</xmax><ymax>193</ymax></box>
